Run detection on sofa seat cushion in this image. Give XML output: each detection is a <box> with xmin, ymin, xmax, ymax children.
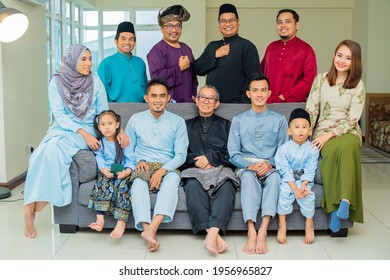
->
<box><xmin>79</xmin><ymin>181</ymin><xmax>324</xmax><ymax>212</ymax></box>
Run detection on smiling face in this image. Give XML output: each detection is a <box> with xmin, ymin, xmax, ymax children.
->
<box><xmin>246</xmin><ymin>79</ymin><xmax>271</xmax><ymax>112</ymax></box>
<box><xmin>161</xmin><ymin>20</ymin><xmax>182</xmax><ymax>44</ymax></box>
<box><xmin>195</xmin><ymin>87</ymin><xmax>220</xmax><ymax>117</ymax></box>
<box><xmin>144</xmin><ymin>84</ymin><xmax>170</xmax><ymax>118</ymax></box>
<box><xmin>333</xmin><ymin>45</ymin><xmax>352</xmax><ymax>74</ymax></box>
<box><xmin>77</xmin><ymin>50</ymin><xmax>92</xmax><ymax>76</ymax></box>
<box><xmin>288</xmin><ymin>118</ymin><xmax>312</xmax><ymax>145</ymax></box>
<box><xmin>219</xmin><ymin>12</ymin><xmax>240</xmax><ymax>38</ymax></box>
<box><xmin>276</xmin><ymin>12</ymin><xmax>299</xmax><ymax>42</ymax></box>
<box><xmin>115</xmin><ymin>32</ymin><xmax>135</xmax><ymax>55</ymax></box>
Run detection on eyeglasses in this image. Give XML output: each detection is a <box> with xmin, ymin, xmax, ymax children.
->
<box><xmin>219</xmin><ymin>18</ymin><xmax>237</xmax><ymax>25</ymax></box>
<box><xmin>163</xmin><ymin>23</ymin><xmax>182</xmax><ymax>30</ymax></box>
<box><xmin>198</xmin><ymin>95</ymin><xmax>217</xmax><ymax>103</ymax></box>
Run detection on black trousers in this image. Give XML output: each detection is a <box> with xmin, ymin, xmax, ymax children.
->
<box><xmin>183</xmin><ymin>178</ymin><xmax>236</xmax><ymax>235</ymax></box>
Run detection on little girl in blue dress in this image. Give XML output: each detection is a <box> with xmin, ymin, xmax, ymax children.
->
<box><xmin>88</xmin><ymin>110</ymin><xmax>136</xmax><ymax>238</ymax></box>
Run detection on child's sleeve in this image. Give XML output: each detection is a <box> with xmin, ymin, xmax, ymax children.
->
<box><xmin>301</xmin><ymin>145</ymin><xmax>320</xmax><ymax>183</ymax></box>
<box><xmin>275</xmin><ymin>144</ymin><xmax>295</xmax><ymax>182</ymax></box>
<box><xmin>93</xmin><ymin>141</ymin><xmax>109</xmax><ymax>171</ymax></box>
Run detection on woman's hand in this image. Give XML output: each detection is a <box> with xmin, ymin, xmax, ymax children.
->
<box><xmin>311</xmin><ymin>131</ymin><xmax>335</xmax><ymax>150</ymax></box>
<box><xmin>77</xmin><ymin>129</ymin><xmax>100</xmax><ymax>151</ymax></box>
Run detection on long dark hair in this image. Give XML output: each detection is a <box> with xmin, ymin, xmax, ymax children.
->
<box><xmin>93</xmin><ymin>110</ymin><xmax>124</xmax><ymax>164</ymax></box>
<box><xmin>326</xmin><ymin>39</ymin><xmax>362</xmax><ymax>89</ymax></box>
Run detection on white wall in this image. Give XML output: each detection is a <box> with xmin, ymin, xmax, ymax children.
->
<box><xmin>0</xmin><ymin>0</ymin><xmax>47</xmax><ymax>181</ymax></box>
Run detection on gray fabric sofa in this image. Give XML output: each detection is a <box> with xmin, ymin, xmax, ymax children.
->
<box><xmin>53</xmin><ymin>102</ymin><xmax>353</xmax><ymax>236</ymax></box>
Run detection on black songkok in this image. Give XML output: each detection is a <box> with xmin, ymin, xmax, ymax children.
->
<box><xmin>218</xmin><ymin>3</ymin><xmax>239</xmax><ymax>19</ymax></box>
<box><xmin>289</xmin><ymin>108</ymin><xmax>311</xmax><ymax>125</ymax></box>
<box><xmin>115</xmin><ymin>21</ymin><xmax>135</xmax><ymax>40</ymax></box>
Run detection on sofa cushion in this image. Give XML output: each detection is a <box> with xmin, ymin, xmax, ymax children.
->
<box><xmin>73</xmin><ymin>150</ymin><xmax>97</xmax><ymax>183</ymax></box>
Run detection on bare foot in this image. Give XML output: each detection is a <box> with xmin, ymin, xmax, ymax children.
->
<box><xmin>204</xmin><ymin>233</ymin><xmax>218</xmax><ymax>254</ymax></box>
<box><xmin>242</xmin><ymin>230</ymin><xmax>257</xmax><ymax>254</ymax></box>
<box><xmin>304</xmin><ymin>219</ymin><xmax>315</xmax><ymax>244</ymax></box>
<box><xmin>89</xmin><ymin>215</ymin><xmax>104</xmax><ymax>232</ymax></box>
<box><xmin>216</xmin><ymin>235</ymin><xmax>229</xmax><ymax>253</ymax></box>
<box><xmin>110</xmin><ymin>220</ymin><xmax>126</xmax><ymax>238</ymax></box>
<box><xmin>24</xmin><ymin>206</ymin><xmax>36</xmax><ymax>238</ymax></box>
<box><xmin>141</xmin><ymin>227</ymin><xmax>160</xmax><ymax>252</ymax></box>
<box><xmin>277</xmin><ymin>221</ymin><xmax>287</xmax><ymax>245</ymax></box>
<box><xmin>256</xmin><ymin>229</ymin><xmax>269</xmax><ymax>254</ymax></box>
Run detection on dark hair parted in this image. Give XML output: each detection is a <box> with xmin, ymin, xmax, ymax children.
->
<box><xmin>277</xmin><ymin>9</ymin><xmax>299</xmax><ymax>22</ymax></box>
<box><xmin>146</xmin><ymin>77</ymin><xmax>170</xmax><ymax>95</ymax></box>
<box><xmin>326</xmin><ymin>39</ymin><xmax>363</xmax><ymax>89</ymax></box>
<box><xmin>93</xmin><ymin>110</ymin><xmax>124</xmax><ymax>165</ymax></box>
<box><xmin>247</xmin><ymin>72</ymin><xmax>270</xmax><ymax>88</ymax></box>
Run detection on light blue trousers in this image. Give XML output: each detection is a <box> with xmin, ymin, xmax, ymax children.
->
<box><xmin>130</xmin><ymin>172</ymin><xmax>180</xmax><ymax>231</ymax></box>
<box><xmin>238</xmin><ymin>170</ymin><xmax>280</xmax><ymax>223</ymax></box>
<box><xmin>277</xmin><ymin>182</ymin><xmax>315</xmax><ymax>218</ymax></box>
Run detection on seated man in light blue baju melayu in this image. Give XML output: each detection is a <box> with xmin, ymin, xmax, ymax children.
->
<box><xmin>125</xmin><ymin>77</ymin><xmax>188</xmax><ymax>252</ymax></box>
<box><xmin>228</xmin><ymin>73</ymin><xmax>289</xmax><ymax>255</ymax></box>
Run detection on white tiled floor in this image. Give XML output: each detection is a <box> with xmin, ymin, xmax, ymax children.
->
<box><xmin>0</xmin><ymin>163</ymin><xmax>389</xmax><ymax>260</ymax></box>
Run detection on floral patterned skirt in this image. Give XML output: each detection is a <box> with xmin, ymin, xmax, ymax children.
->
<box><xmin>88</xmin><ymin>172</ymin><xmax>132</xmax><ymax>222</ymax></box>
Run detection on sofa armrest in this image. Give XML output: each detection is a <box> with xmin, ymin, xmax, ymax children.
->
<box><xmin>72</xmin><ymin>149</ymin><xmax>97</xmax><ymax>183</ymax></box>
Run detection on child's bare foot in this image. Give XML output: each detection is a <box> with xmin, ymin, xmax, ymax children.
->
<box><xmin>242</xmin><ymin>229</ymin><xmax>257</xmax><ymax>254</ymax></box>
<box><xmin>256</xmin><ymin>229</ymin><xmax>269</xmax><ymax>254</ymax></box>
<box><xmin>216</xmin><ymin>235</ymin><xmax>229</xmax><ymax>253</ymax></box>
<box><xmin>24</xmin><ymin>206</ymin><xmax>36</xmax><ymax>238</ymax></box>
<box><xmin>277</xmin><ymin>221</ymin><xmax>287</xmax><ymax>245</ymax></box>
<box><xmin>304</xmin><ymin>219</ymin><xmax>315</xmax><ymax>244</ymax></box>
<box><xmin>89</xmin><ymin>215</ymin><xmax>104</xmax><ymax>232</ymax></box>
<box><xmin>141</xmin><ymin>227</ymin><xmax>160</xmax><ymax>252</ymax></box>
<box><xmin>110</xmin><ymin>220</ymin><xmax>126</xmax><ymax>238</ymax></box>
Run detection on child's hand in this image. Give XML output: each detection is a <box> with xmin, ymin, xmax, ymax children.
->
<box><xmin>116</xmin><ymin>168</ymin><xmax>132</xmax><ymax>180</ymax></box>
<box><xmin>301</xmin><ymin>185</ymin><xmax>311</xmax><ymax>198</ymax></box>
<box><xmin>293</xmin><ymin>188</ymin><xmax>304</xmax><ymax>199</ymax></box>
<box><xmin>101</xmin><ymin>168</ymin><xmax>114</xmax><ymax>179</ymax></box>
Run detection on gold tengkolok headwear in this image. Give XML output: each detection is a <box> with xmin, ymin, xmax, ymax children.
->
<box><xmin>157</xmin><ymin>5</ymin><xmax>190</xmax><ymax>26</ymax></box>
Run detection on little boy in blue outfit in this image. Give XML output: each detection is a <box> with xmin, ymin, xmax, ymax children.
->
<box><xmin>275</xmin><ymin>108</ymin><xmax>319</xmax><ymax>244</ymax></box>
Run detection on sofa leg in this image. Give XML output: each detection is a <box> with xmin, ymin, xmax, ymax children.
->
<box><xmin>328</xmin><ymin>228</ymin><xmax>348</xmax><ymax>237</ymax></box>
<box><xmin>59</xmin><ymin>224</ymin><xmax>79</xmax><ymax>234</ymax></box>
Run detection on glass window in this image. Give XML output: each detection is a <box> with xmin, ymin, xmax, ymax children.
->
<box><xmin>136</xmin><ymin>10</ymin><xmax>159</xmax><ymax>25</ymax></box>
<box><xmin>103</xmin><ymin>31</ymin><xmax>117</xmax><ymax>58</ymax></box>
<box><xmin>83</xmin><ymin>29</ymin><xmax>99</xmax><ymax>71</ymax></box>
<box><xmin>65</xmin><ymin>2</ymin><xmax>71</xmax><ymax>19</ymax></box>
<box><xmin>136</xmin><ymin>30</ymin><xmax>162</xmax><ymax>78</ymax></box>
<box><xmin>65</xmin><ymin>24</ymin><xmax>71</xmax><ymax>48</ymax></box>
<box><xmin>54</xmin><ymin>0</ymin><xmax>61</xmax><ymax>16</ymax></box>
<box><xmin>103</xmin><ymin>11</ymin><xmax>130</xmax><ymax>25</ymax></box>
<box><xmin>74</xmin><ymin>6</ymin><xmax>79</xmax><ymax>22</ymax></box>
<box><xmin>54</xmin><ymin>20</ymin><xmax>62</xmax><ymax>72</ymax></box>
<box><xmin>74</xmin><ymin>27</ymin><xmax>80</xmax><ymax>44</ymax></box>
<box><xmin>83</xmin><ymin>10</ymin><xmax>98</xmax><ymax>26</ymax></box>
